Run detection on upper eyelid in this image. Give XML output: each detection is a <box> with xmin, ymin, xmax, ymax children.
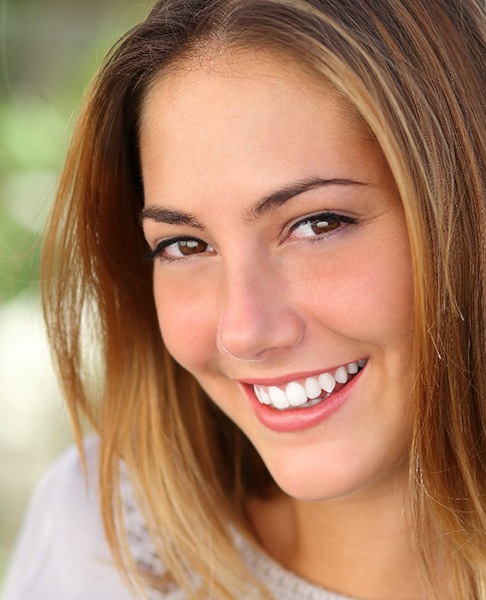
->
<box><xmin>162</xmin><ymin>234</ymin><xmax>201</xmax><ymax>244</ymax></box>
<box><xmin>288</xmin><ymin>211</ymin><xmax>356</xmax><ymax>230</ymax></box>
<box><xmin>143</xmin><ymin>235</ymin><xmax>211</xmax><ymax>262</ymax></box>
<box><xmin>150</xmin><ymin>234</ymin><xmax>205</xmax><ymax>250</ymax></box>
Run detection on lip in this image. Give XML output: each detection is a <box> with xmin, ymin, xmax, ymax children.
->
<box><xmin>241</xmin><ymin>362</ymin><xmax>367</xmax><ymax>433</ymax></box>
<box><xmin>239</xmin><ymin>360</ymin><xmax>365</xmax><ymax>387</ymax></box>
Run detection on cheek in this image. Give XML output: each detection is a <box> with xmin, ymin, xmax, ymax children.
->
<box><xmin>294</xmin><ymin>228</ymin><xmax>414</xmax><ymax>347</ymax></box>
<box><xmin>346</xmin><ymin>252</ymin><xmax>413</xmax><ymax>340</ymax></box>
<box><xmin>153</xmin><ymin>268</ymin><xmax>219</xmax><ymax>369</ymax></box>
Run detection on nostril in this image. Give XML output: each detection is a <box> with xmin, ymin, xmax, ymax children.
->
<box><xmin>217</xmin><ymin>324</ymin><xmax>263</xmax><ymax>361</ymax></box>
<box><xmin>217</xmin><ymin>310</ymin><xmax>304</xmax><ymax>362</ymax></box>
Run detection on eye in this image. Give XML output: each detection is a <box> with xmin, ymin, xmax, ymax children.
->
<box><xmin>145</xmin><ymin>236</ymin><xmax>214</xmax><ymax>262</ymax></box>
<box><xmin>288</xmin><ymin>212</ymin><xmax>356</xmax><ymax>240</ymax></box>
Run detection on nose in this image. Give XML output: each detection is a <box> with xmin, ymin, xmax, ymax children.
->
<box><xmin>217</xmin><ymin>260</ymin><xmax>304</xmax><ymax>361</ymax></box>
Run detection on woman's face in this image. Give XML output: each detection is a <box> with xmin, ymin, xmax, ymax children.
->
<box><xmin>140</xmin><ymin>53</ymin><xmax>415</xmax><ymax>501</ymax></box>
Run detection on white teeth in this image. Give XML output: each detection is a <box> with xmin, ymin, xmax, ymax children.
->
<box><xmin>318</xmin><ymin>372</ymin><xmax>336</xmax><ymax>393</ymax></box>
<box><xmin>304</xmin><ymin>377</ymin><xmax>321</xmax><ymax>399</ymax></box>
<box><xmin>334</xmin><ymin>366</ymin><xmax>348</xmax><ymax>384</ymax></box>
<box><xmin>253</xmin><ymin>359</ymin><xmax>367</xmax><ymax>410</ymax></box>
<box><xmin>254</xmin><ymin>387</ymin><xmax>263</xmax><ymax>403</ymax></box>
<box><xmin>260</xmin><ymin>387</ymin><xmax>271</xmax><ymax>405</ymax></box>
<box><xmin>255</xmin><ymin>386</ymin><xmax>271</xmax><ymax>405</ymax></box>
<box><xmin>268</xmin><ymin>386</ymin><xmax>290</xmax><ymax>409</ymax></box>
<box><xmin>285</xmin><ymin>381</ymin><xmax>308</xmax><ymax>406</ymax></box>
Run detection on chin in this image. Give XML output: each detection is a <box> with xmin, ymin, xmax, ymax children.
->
<box><xmin>259</xmin><ymin>445</ymin><xmax>410</xmax><ymax>503</ymax></box>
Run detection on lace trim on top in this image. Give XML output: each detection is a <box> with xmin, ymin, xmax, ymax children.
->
<box><xmin>120</xmin><ymin>470</ymin><xmax>356</xmax><ymax>600</ymax></box>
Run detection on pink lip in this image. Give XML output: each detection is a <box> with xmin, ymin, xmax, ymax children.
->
<box><xmin>239</xmin><ymin>360</ymin><xmax>365</xmax><ymax>387</ymax></box>
<box><xmin>241</xmin><ymin>365</ymin><xmax>366</xmax><ymax>433</ymax></box>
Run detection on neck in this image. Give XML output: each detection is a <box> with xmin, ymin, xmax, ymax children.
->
<box><xmin>248</xmin><ymin>465</ymin><xmax>424</xmax><ymax>600</ymax></box>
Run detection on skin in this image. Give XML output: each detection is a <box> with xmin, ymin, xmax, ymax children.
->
<box><xmin>140</xmin><ymin>52</ymin><xmax>422</xmax><ymax>599</ymax></box>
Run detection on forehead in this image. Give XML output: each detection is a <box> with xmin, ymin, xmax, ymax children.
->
<box><xmin>140</xmin><ymin>49</ymin><xmax>367</xmax><ymax>138</ymax></box>
<box><xmin>138</xmin><ymin>51</ymin><xmax>384</xmax><ymax>206</ymax></box>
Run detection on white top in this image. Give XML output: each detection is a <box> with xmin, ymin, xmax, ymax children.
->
<box><xmin>3</xmin><ymin>438</ymin><xmax>354</xmax><ymax>600</ymax></box>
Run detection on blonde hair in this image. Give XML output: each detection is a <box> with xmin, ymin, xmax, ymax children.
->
<box><xmin>42</xmin><ymin>0</ymin><xmax>486</xmax><ymax>598</ymax></box>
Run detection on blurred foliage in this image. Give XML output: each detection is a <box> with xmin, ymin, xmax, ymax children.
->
<box><xmin>0</xmin><ymin>0</ymin><xmax>151</xmax><ymax>583</ymax></box>
<box><xmin>0</xmin><ymin>0</ymin><xmax>149</xmax><ymax>303</ymax></box>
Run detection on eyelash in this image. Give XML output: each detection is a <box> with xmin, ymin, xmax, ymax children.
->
<box><xmin>145</xmin><ymin>212</ymin><xmax>357</xmax><ymax>262</ymax></box>
<box><xmin>288</xmin><ymin>211</ymin><xmax>357</xmax><ymax>241</ymax></box>
<box><xmin>144</xmin><ymin>236</ymin><xmax>211</xmax><ymax>262</ymax></box>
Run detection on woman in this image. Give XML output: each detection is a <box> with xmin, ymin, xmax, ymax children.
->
<box><xmin>4</xmin><ymin>0</ymin><xmax>485</xmax><ymax>599</ymax></box>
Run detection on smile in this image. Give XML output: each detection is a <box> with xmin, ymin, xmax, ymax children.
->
<box><xmin>253</xmin><ymin>359</ymin><xmax>367</xmax><ymax>411</ymax></box>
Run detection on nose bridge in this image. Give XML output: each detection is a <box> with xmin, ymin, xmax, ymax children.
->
<box><xmin>217</xmin><ymin>254</ymin><xmax>304</xmax><ymax>361</ymax></box>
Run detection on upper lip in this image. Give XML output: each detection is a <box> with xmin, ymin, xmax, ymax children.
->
<box><xmin>237</xmin><ymin>360</ymin><xmax>366</xmax><ymax>387</ymax></box>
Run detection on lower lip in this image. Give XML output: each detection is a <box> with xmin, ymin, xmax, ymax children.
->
<box><xmin>243</xmin><ymin>367</ymin><xmax>366</xmax><ymax>433</ymax></box>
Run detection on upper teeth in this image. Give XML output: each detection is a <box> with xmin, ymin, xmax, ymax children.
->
<box><xmin>253</xmin><ymin>359</ymin><xmax>366</xmax><ymax>410</ymax></box>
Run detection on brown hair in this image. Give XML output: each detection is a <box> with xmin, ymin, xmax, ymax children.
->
<box><xmin>42</xmin><ymin>0</ymin><xmax>486</xmax><ymax>598</ymax></box>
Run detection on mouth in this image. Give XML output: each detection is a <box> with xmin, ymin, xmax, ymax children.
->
<box><xmin>251</xmin><ymin>359</ymin><xmax>367</xmax><ymax>411</ymax></box>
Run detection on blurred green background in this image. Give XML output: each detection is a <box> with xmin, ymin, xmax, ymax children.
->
<box><xmin>0</xmin><ymin>0</ymin><xmax>149</xmax><ymax>587</ymax></box>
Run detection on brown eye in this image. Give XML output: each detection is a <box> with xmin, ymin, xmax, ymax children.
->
<box><xmin>158</xmin><ymin>237</ymin><xmax>215</xmax><ymax>261</ymax></box>
<box><xmin>177</xmin><ymin>239</ymin><xmax>208</xmax><ymax>256</ymax></box>
<box><xmin>290</xmin><ymin>212</ymin><xmax>355</xmax><ymax>241</ymax></box>
<box><xmin>310</xmin><ymin>219</ymin><xmax>341</xmax><ymax>234</ymax></box>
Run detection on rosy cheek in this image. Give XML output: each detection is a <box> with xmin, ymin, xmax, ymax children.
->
<box><xmin>293</xmin><ymin>230</ymin><xmax>413</xmax><ymax>343</ymax></box>
<box><xmin>339</xmin><ymin>247</ymin><xmax>413</xmax><ymax>342</ymax></box>
<box><xmin>154</xmin><ymin>274</ymin><xmax>218</xmax><ymax>370</ymax></box>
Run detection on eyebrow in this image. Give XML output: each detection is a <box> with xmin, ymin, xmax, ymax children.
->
<box><xmin>139</xmin><ymin>177</ymin><xmax>369</xmax><ymax>227</ymax></box>
<box><xmin>244</xmin><ymin>177</ymin><xmax>369</xmax><ymax>222</ymax></box>
<box><xmin>138</xmin><ymin>206</ymin><xmax>205</xmax><ymax>229</ymax></box>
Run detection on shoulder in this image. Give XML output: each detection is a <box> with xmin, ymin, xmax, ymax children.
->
<box><xmin>2</xmin><ymin>437</ymin><xmax>140</xmax><ymax>600</ymax></box>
